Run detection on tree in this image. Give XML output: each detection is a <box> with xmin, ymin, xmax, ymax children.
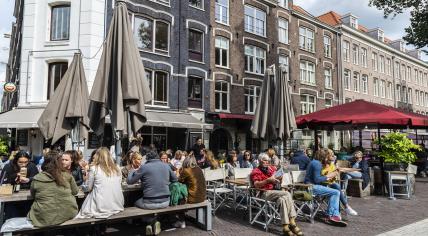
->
<box><xmin>369</xmin><ymin>0</ymin><xmax>428</xmax><ymax>50</ymax></box>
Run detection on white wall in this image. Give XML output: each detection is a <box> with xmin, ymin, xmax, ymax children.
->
<box><xmin>19</xmin><ymin>0</ymin><xmax>105</xmax><ymax>107</ymax></box>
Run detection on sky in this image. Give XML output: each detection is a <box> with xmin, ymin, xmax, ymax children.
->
<box><xmin>0</xmin><ymin>0</ymin><xmax>15</xmax><ymax>104</ymax></box>
<box><xmin>294</xmin><ymin>0</ymin><xmax>428</xmax><ymax>61</ymax></box>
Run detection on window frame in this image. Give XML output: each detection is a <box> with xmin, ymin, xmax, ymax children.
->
<box><xmin>361</xmin><ymin>74</ymin><xmax>368</xmax><ymax>94</ymax></box>
<box><xmin>324</xmin><ymin>68</ymin><xmax>332</xmax><ymax>89</ymax></box>
<box><xmin>215</xmin><ymin>36</ymin><xmax>229</xmax><ymax>68</ymax></box>
<box><xmin>344</xmin><ymin>70</ymin><xmax>351</xmax><ymax>90</ymax></box>
<box><xmin>343</xmin><ymin>41</ymin><xmax>350</xmax><ymax>62</ymax></box>
<box><xmin>47</xmin><ymin>61</ymin><xmax>68</xmax><ymax>100</ymax></box>
<box><xmin>323</xmin><ymin>35</ymin><xmax>332</xmax><ymax>58</ymax></box>
<box><xmin>145</xmin><ymin>69</ymin><xmax>169</xmax><ymax>107</ymax></box>
<box><xmin>215</xmin><ymin>0</ymin><xmax>229</xmax><ymax>25</ymax></box>
<box><xmin>214</xmin><ymin>81</ymin><xmax>230</xmax><ymax>112</ymax></box>
<box><xmin>278</xmin><ymin>18</ymin><xmax>289</xmax><ymax>44</ymax></box>
<box><xmin>189</xmin><ymin>0</ymin><xmax>204</xmax><ymax>10</ymax></box>
<box><xmin>353</xmin><ymin>71</ymin><xmax>360</xmax><ymax>92</ymax></box>
<box><xmin>361</xmin><ymin>48</ymin><xmax>367</xmax><ymax>67</ymax></box>
<box><xmin>244</xmin><ymin>5</ymin><xmax>267</xmax><ymax>37</ymax></box>
<box><xmin>352</xmin><ymin>44</ymin><xmax>359</xmax><ymax>65</ymax></box>
<box><xmin>133</xmin><ymin>16</ymin><xmax>170</xmax><ymax>54</ymax></box>
<box><xmin>245</xmin><ymin>85</ymin><xmax>261</xmax><ymax>114</ymax></box>
<box><xmin>188</xmin><ymin>76</ymin><xmax>203</xmax><ymax>109</ymax></box>
<box><xmin>299</xmin><ymin>27</ymin><xmax>315</xmax><ymax>52</ymax></box>
<box><xmin>188</xmin><ymin>29</ymin><xmax>204</xmax><ymax>63</ymax></box>
<box><xmin>244</xmin><ymin>45</ymin><xmax>266</xmax><ymax>75</ymax></box>
<box><xmin>50</xmin><ymin>4</ymin><xmax>71</xmax><ymax>41</ymax></box>
<box><xmin>300</xmin><ymin>94</ymin><xmax>316</xmax><ymax>115</ymax></box>
<box><xmin>300</xmin><ymin>60</ymin><xmax>316</xmax><ymax>85</ymax></box>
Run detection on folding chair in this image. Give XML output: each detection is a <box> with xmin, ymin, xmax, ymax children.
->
<box><xmin>386</xmin><ymin>164</ymin><xmax>417</xmax><ymax>200</ymax></box>
<box><xmin>204</xmin><ymin>168</ymin><xmax>234</xmax><ymax>214</ymax></box>
<box><xmin>230</xmin><ymin>168</ymin><xmax>252</xmax><ymax>211</ymax></box>
<box><xmin>248</xmin><ymin>187</ymin><xmax>281</xmax><ymax>232</ymax></box>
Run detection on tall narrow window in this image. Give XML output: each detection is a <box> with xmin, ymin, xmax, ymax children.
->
<box><xmin>279</xmin><ymin>55</ymin><xmax>289</xmax><ymax>77</ymax></box>
<box><xmin>300</xmin><ymin>61</ymin><xmax>315</xmax><ymax>84</ymax></box>
<box><xmin>299</xmin><ymin>27</ymin><xmax>315</xmax><ymax>52</ymax></box>
<box><xmin>300</xmin><ymin>94</ymin><xmax>316</xmax><ymax>115</ymax></box>
<box><xmin>401</xmin><ymin>64</ymin><xmax>406</xmax><ymax>81</ymax></box>
<box><xmin>215</xmin><ymin>0</ymin><xmax>229</xmax><ymax>24</ymax></box>
<box><xmin>386</xmin><ymin>58</ymin><xmax>391</xmax><ymax>75</ymax></box>
<box><xmin>245</xmin><ymin>45</ymin><xmax>266</xmax><ymax>74</ymax></box>
<box><xmin>245</xmin><ymin>86</ymin><xmax>260</xmax><ymax>114</ymax></box>
<box><xmin>408</xmin><ymin>88</ymin><xmax>412</xmax><ymax>104</ymax></box>
<box><xmin>344</xmin><ymin>70</ymin><xmax>351</xmax><ymax>90</ymax></box>
<box><xmin>324</xmin><ymin>35</ymin><xmax>331</xmax><ymax>58</ymax></box>
<box><xmin>394</xmin><ymin>62</ymin><xmax>400</xmax><ymax>79</ymax></box>
<box><xmin>361</xmin><ymin>75</ymin><xmax>368</xmax><ymax>94</ymax></box>
<box><xmin>244</xmin><ymin>5</ymin><xmax>266</xmax><ymax>36</ymax></box>
<box><xmin>361</xmin><ymin>48</ymin><xmax>367</xmax><ymax>67</ymax></box>
<box><xmin>407</xmin><ymin>66</ymin><xmax>411</xmax><ymax>82</ymax></box>
<box><xmin>372</xmin><ymin>52</ymin><xmax>378</xmax><ymax>71</ymax></box>
<box><xmin>278</xmin><ymin>0</ymin><xmax>289</xmax><ymax>8</ymax></box>
<box><xmin>47</xmin><ymin>62</ymin><xmax>68</xmax><ymax>99</ymax></box>
<box><xmin>373</xmin><ymin>78</ymin><xmax>379</xmax><ymax>97</ymax></box>
<box><xmin>278</xmin><ymin>18</ymin><xmax>289</xmax><ymax>44</ymax></box>
<box><xmin>145</xmin><ymin>70</ymin><xmax>168</xmax><ymax>106</ymax></box>
<box><xmin>215</xmin><ymin>81</ymin><xmax>229</xmax><ymax>111</ymax></box>
<box><xmin>353</xmin><ymin>72</ymin><xmax>360</xmax><ymax>92</ymax></box>
<box><xmin>324</xmin><ymin>68</ymin><xmax>332</xmax><ymax>89</ymax></box>
<box><xmin>352</xmin><ymin>44</ymin><xmax>359</xmax><ymax>65</ymax></box>
<box><xmin>188</xmin><ymin>76</ymin><xmax>202</xmax><ymax>108</ymax></box>
<box><xmin>188</xmin><ymin>29</ymin><xmax>203</xmax><ymax>62</ymax></box>
<box><xmin>50</xmin><ymin>5</ymin><xmax>70</xmax><ymax>41</ymax></box>
<box><xmin>386</xmin><ymin>82</ymin><xmax>392</xmax><ymax>99</ymax></box>
<box><xmin>379</xmin><ymin>55</ymin><xmax>385</xmax><ymax>73</ymax></box>
<box><xmin>416</xmin><ymin>90</ymin><xmax>419</xmax><ymax>105</ymax></box>
<box><xmin>396</xmin><ymin>85</ymin><xmax>401</xmax><ymax>102</ymax></box>
<box><xmin>215</xmin><ymin>36</ymin><xmax>229</xmax><ymax>67</ymax></box>
<box><xmin>380</xmin><ymin>80</ymin><xmax>386</xmax><ymax>98</ymax></box>
<box><xmin>343</xmin><ymin>41</ymin><xmax>350</xmax><ymax>62</ymax></box>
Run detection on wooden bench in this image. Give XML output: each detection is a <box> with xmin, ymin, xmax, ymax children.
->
<box><xmin>3</xmin><ymin>201</ymin><xmax>212</xmax><ymax>235</ymax></box>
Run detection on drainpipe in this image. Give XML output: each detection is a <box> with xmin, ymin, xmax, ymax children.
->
<box><xmin>177</xmin><ymin>1</ymin><xmax>182</xmax><ymax>112</ymax></box>
<box><xmin>336</xmin><ymin>29</ymin><xmax>343</xmax><ymax>104</ymax></box>
<box><xmin>392</xmin><ymin>56</ymin><xmax>396</xmax><ymax>108</ymax></box>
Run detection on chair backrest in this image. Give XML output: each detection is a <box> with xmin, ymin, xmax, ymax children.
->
<box><xmin>281</xmin><ymin>172</ymin><xmax>293</xmax><ymax>187</ymax></box>
<box><xmin>407</xmin><ymin>164</ymin><xmax>417</xmax><ymax>175</ymax></box>
<box><xmin>291</xmin><ymin>171</ymin><xmax>306</xmax><ymax>184</ymax></box>
<box><xmin>284</xmin><ymin>164</ymin><xmax>300</xmax><ymax>171</ymax></box>
<box><xmin>336</xmin><ymin>160</ymin><xmax>350</xmax><ymax>168</ymax></box>
<box><xmin>204</xmin><ymin>168</ymin><xmax>226</xmax><ymax>181</ymax></box>
<box><xmin>234</xmin><ymin>168</ymin><xmax>252</xmax><ymax>179</ymax></box>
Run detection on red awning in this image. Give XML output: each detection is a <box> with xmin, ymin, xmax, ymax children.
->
<box><xmin>296</xmin><ymin>100</ymin><xmax>428</xmax><ymax>129</ymax></box>
<box><xmin>217</xmin><ymin>113</ymin><xmax>254</xmax><ymax>120</ymax></box>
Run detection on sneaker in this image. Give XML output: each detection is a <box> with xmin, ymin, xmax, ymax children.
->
<box><xmin>145</xmin><ymin>225</ymin><xmax>153</xmax><ymax>236</ymax></box>
<box><xmin>329</xmin><ymin>216</ymin><xmax>342</xmax><ymax>222</ymax></box>
<box><xmin>172</xmin><ymin>221</ymin><xmax>186</xmax><ymax>229</ymax></box>
<box><xmin>153</xmin><ymin>221</ymin><xmax>161</xmax><ymax>235</ymax></box>
<box><xmin>345</xmin><ymin>207</ymin><xmax>358</xmax><ymax>216</ymax></box>
<box><xmin>327</xmin><ymin>216</ymin><xmax>348</xmax><ymax>227</ymax></box>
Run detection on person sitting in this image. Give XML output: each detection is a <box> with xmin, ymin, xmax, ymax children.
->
<box><xmin>224</xmin><ymin>151</ymin><xmax>240</xmax><ymax>179</ymax></box>
<box><xmin>240</xmin><ymin>150</ymin><xmax>254</xmax><ymax>169</ymax></box>
<box><xmin>204</xmin><ymin>150</ymin><xmax>219</xmax><ymax>170</ymax></box>
<box><xmin>175</xmin><ymin>155</ymin><xmax>207</xmax><ymax>228</ymax></box>
<box><xmin>291</xmin><ymin>144</ymin><xmax>311</xmax><ymax>171</ymax></box>
<box><xmin>321</xmin><ymin>149</ymin><xmax>358</xmax><ymax>216</ymax></box>
<box><xmin>267</xmin><ymin>148</ymin><xmax>280</xmax><ymax>167</ymax></box>
<box><xmin>341</xmin><ymin>151</ymin><xmax>370</xmax><ymax>190</ymax></box>
<box><xmin>250</xmin><ymin>153</ymin><xmax>303</xmax><ymax>236</ymax></box>
<box><xmin>121</xmin><ymin>150</ymin><xmax>143</xmax><ymax>180</ymax></box>
<box><xmin>62</xmin><ymin>150</ymin><xmax>84</xmax><ymax>186</ymax></box>
<box><xmin>28</xmin><ymin>151</ymin><xmax>78</xmax><ymax>227</ymax></box>
<box><xmin>127</xmin><ymin>151</ymin><xmax>177</xmax><ymax>235</ymax></box>
<box><xmin>1</xmin><ymin>151</ymin><xmax>39</xmax><ymax>219</ymax></box>
<box><xmin>305</xmin><ymin>148</ymin><xmax>344</xmax><ymax>225</ymax></box>
<box><xmin>76</xmin><ymin>147</ymin><xmax>124</xmax><ymax>218</ymax></box>
<box><xmin>160</xmin><ymin>151</ymin><xmax>176</xmax><ymax>172</ymax></box>
<box><xmin>171</xmin><ymin>150</ymin><xmax>185</xmax><ymax>170</ymax></box>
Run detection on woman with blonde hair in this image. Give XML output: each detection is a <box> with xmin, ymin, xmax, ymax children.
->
<box><xmin>76</xmin><ymin>147</ymin><xmax>124</xmax><ymax>219</ymax></box>
<box><xmin>204</xmin><ymin>150</ymin><xmax>219</xmax><ymax>169</ymax></box>
<box><xmin>121</xmin><ymin>150</ymin><xmax>144</xmax><ymax>180</ymax></box>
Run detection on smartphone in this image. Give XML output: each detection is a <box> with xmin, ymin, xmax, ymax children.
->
<box><xmin>275</xmin><ymin>168</ymin><xmax>284</xmax><ymax>178</ymax></box>
<box><xmin>19</xmin><ymin>167</ymin><xmax>27</xmax><ymax>178</ymax></box>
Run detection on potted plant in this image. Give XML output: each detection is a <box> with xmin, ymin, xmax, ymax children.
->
<box><xmin>375</xmin><ymin>132</ymin><xmax>420</xmax><ymax>171</ymax></box>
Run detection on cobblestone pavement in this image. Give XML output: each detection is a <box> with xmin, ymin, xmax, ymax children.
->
<box><xmin>105</xmin><ymin>180</ymin><xmax>428</xmax><ymax>236</ymax></box>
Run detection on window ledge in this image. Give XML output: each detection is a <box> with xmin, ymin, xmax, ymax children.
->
<box><xmin>215</xmin><ymin>65</ymin><xmax>230</xmax><ymax>70</ymax></box>
<box><xmin>215</xmin><ymin>21</ymin><xmax>230</xmax><ymax>27</ymax></box>
<box><xmin>44</xmin><ymin>41</ymin><xmax>70</xmax><ymax>47</ymax></box>
<box><xmin>188</xmin><ymin>108</ymin><xmax>205</xmax><ymax>112</ymax></box>
<box><xmin>299</xmin><ymin>47</ymin><xmax>315</xmax><ymax>54</ymax></box>
<box><xmin>189</xmin><ymin>59</ymin><xmax>205</xmax><ymax>65</ymax></box>
<box><xmin>300</xmin><ymin>82</ymin><xmax>317</xmax><ymax>87</ymax></box>
<box><xmin>189</xmin><ymin>5</ymin><xmax>205</xmax><ymax>11</ymax></box>
<box><xmin>245</xmin><ymin>112</ymin><xmax>255</xmax><ymax>115</ymax></box>
<box><xmin>244</xmin><ymin>31</ymin><xmax>267</xmax><ymax>39</ymax></box>
<box><xmin>140</xmin><ymin>50</ymin><xmax>170</xmax><ymax>58</ymax></box>
<box><xmin>245</xmin><ymin>71</ymin><xmax>264</xmax><ymax>77</ymax></box>
<box><xmin>325</xmin><ymin>87</ymin><xmax>334</xmax><ymax>90</ymax></box>
<box><xmin>215</xmin><ymin>109</ymin><xmax>230</xmax><ymax>113</ymax></box>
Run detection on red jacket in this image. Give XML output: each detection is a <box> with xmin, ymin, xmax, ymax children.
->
<box><xmin>250</xmin><ymin>166</ymin><xmax>277</xmax><ymax>190</ymax></box>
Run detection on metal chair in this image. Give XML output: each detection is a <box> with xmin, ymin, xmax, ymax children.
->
<box><xmin>248</xmin><ymin>187</ymin><xmax>281</xmax><ymax>232</ymax></box>
<box><xmin>386</xmin><ymin>164</ymin><xmax>417</xmax><ymax>200</ymax></box>
<box><xmin>230</xmin><ymin>168</ymin><xmax>252</xmax><ymax>211</ymax></box>
<box><xmin>204</xmin><ymin>168</ymin><xmax>234</xmax><ymax>214</ymax></box>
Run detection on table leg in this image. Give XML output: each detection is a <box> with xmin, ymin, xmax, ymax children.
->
<box><xmin>0</xmin><ymin>202</ymin><xmax>4</xmax><ymax>228</ymax></box>
<box><xmin>196</xmin><ymin>204</ymin><xmax>212</xmax><ymax>231</ymax></box>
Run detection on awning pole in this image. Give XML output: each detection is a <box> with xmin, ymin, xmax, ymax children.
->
<box><xmin>415</xmin><ymin>129</ymin><xmax>419</xmax><ymax>144</ymax></box>
<box><xmin>378</xmin><ymin>127</ymin><xmax>385</xmax><ymax>196</ymax></box>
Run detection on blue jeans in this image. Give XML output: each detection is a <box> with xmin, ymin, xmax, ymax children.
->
<box><xmin>343</xmin><ymin>171</ymin><xmax>363</xmax><ymax>190</ymax></box>
<box><xmin>312</xmin><ymin>185</ymin><xmax>341</xmax><ymax>217</ymax></box>
<box><xmin>328</xmin><ymin>183</ymin><xmax>347</xmax><ymax>206</ymax></box>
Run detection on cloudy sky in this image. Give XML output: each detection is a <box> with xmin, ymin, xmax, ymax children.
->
<box><xmin>294</xmin><ymin>0</ymin><xmax>428</xmax><ymax>61</ymax></box>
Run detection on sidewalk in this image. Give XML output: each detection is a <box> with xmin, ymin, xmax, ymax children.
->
<box><xmin>105</xmin><ymin>180</ymin><xmax>428</xmax><ymax>236</ymax></box>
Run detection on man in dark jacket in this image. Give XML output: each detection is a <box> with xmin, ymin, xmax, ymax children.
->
<box><xmin>342</xmin><ymin>151</ymin><xmax>370</xmax><ymax>190</ymax></box>
<box><xmin>191</xmin><ymin>138</ymin><xmax>205</xmax><ymax>165</ymax></box>
<box><xmin>290</xmin><ymin>144</ymin><xmax>311</xmax><ymax>170</ymax></box>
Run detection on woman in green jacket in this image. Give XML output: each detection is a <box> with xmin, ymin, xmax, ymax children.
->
<box><xmin>28</xmin><ymin>151</ymin><xmax>78</xmax><ymax>227</ymax></box>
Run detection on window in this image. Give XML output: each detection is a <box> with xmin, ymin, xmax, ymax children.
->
<box><xmin>244</xmin><ymin>5</ymin><xmax>266</xmax><ymax>36</ymax></box>
<box><xmin>189</xmin><ymin>0</ymin><xmax>203</xmax><ymax>8</ymax></box>
<box><xmin>215</xmin><ymin>0</ymin><xmax>229</xmax><ymax>24</ymax></box>
<box><xmin>373</xmin><ymin>78</ymin><xmax>379</xmax><ymax>97</ymax></box>
<box><xmin>188</xmin><ymin>29</ymin><xmax>203</xmax><ymax>62</ymax></box>
<box><xmin>386</xmin><ymin>58</ymin><xmax>391</xmax><ymax>75</ymax></box>
<box><xmin>415</xmin><ymin>69</ymin><xmax>419</xmax><ymax>84</ymax></box>
<box><xmin>279</xmin><ymin>55</ymin><xmax>289</xmax><ymax>76</ymax></box>
<box><xmin>134</xmin><ymin>17</ymin><xmax>169</xmax><ymax>53</ymax></box>
<box><xmin>245</xmin><ymin>86</ymin><xmax>260</xmax><ymax>114</ymax></box>
<box><xmin>421</xmin><ymin>71</ymin><xmax>425</xmax><ymax>86</ymax></box>
<box><xmin>324</xmin><ymin>36</ymin><xmax>331</xmax><ymax>58</ymax></box>
<box><xmin>300</xmin><ymin>61</ymin><xmax>315</xmax><ymax>85</ymax></box>
<box><xmin>245</xmin><ymin>45</ymin><xmax>266</xmax><ymax>74</ymax></box>
<box><xmin>344</xmin><ymin>70</ymin><xmax>351</xmax><ymax>90</ymax></box>
<box><xmin>361</xmin><ymin>74</ymin><xmax>368</xmax><ymax>94</ymax></box>
<box><xmin>401</xmin><ymin>64</ymin><xmax>406</xmax><ymax>81</ymax></box>
<box><xmin>352</xmin><ymin>44</ymin><xmax>359</xmax><ymax>65</ymax></box>
<box><xmin>215</xmin><ymin>36</ymin><xmax>229</xmax><ymax>67</ymax></box>
<box><xmin>324</xmin><ymin>68</ymin><xmax>332</xmax><ymax>89</ymax></box>
<box><xmin>394</xmin><ymin>62</ymin><xmax>400</xmax><ymax>79</ymax></box>
<box><xmin>416</xmin><ymin>90</ymin><xmax>419</xmax><ymax>105</ymax></box>
<box><xmin>350</xmin><ymin>16</ymin><xmax>358</xmax><ymax>28</ymax></box>
<box><xmin>361</xmin><ymin>48</ymin><xmax>367</xmax><ymax>67</ymax></box>
<box><xmin>188</xmin><ymin>76</ymin><xmax>202</xmax><ymax>108</ymax></box>
<box><xmin>372</xmin><ymin>52</ymin><xmax>378</xmax><ymax>71</ymax></box>
<box><xmin>299</xmin><ymin>27</ymin><xmax>315</xmax><ymax>52</ymax></box>
<box><xmin>145</xmin><ymin>70</ymin><xmax>168</xmax><ymax>106</ymax></box>
<box><xmin>408</xmin><ymin>88</ymin><xmax>412</xmax><ymax>104</ymax></box>
<box><xmin>278</xmin><ymin>18</ymin><xmax>289</xmax><ymax>44</ymax></box>
<box><xmin>343</xmin><ymin>41</ymin><xmax>350</xmax><ymax>62</ymax></box>
<box><xmin>396</xmin><ymin>84</ymin><xmax>401</xmax><ymax>102</ymax></box>
<box><xmin>215</xmin><ymin>81</ymin><xmax>229</xmax><ymax>111</ymax></box>
<box><xmin>325</xmin><ymin>98</ymin><xmax>333</xmax><ymax>108</ymax></box>
<box><xmin>300</xmin><ymin>94</ymin><xmax>316</xmax><ymax>115</ymax></box>
<box><xmin>47</xmin><ymin>62</ymin><xmax>68</xmax><ymax>99</ymax></box>
<box><xmin>278</xmin><ymin>0</ymin><xmax>289</xmax><ymax>8</ymax></box>
<box><xmin>407</xmin><ymin>67</ymin><xmax>411</xmax><ymax>82</ymax></box>
<box><xmin>387</xmin><ymin>82</ymin><xmax>392</xmax><ymax>99</ymax></box>
<box><xmin>420</xmin><ymin>91</ymin><xmax>424</xmax><ymax>106</ymax></box>
<box><xmin>50</xmin><ymin>5</ymin><xmax>70</xmax><ymax>41</ymax></box>
<box><xmin>379</xmin><ymin>55</ymin><xmax>385</xmax><ymax>73</ymax></box>
<box><xmin>380</xmin><ymin>80</ymin><xmax>386</xmax><ymax>98</ymax></box>
<box><xmin>353</xmin><ymin>72</ymin><xmax>360</xmax><ymax>92</ymax></box>
<box><xmin>401</xmin><ymin>86</ymin><xmax>407</xmax><ymax>103</ymax></box>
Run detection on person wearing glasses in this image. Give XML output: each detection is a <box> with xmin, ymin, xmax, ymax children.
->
<box><xmin>240</xmin><ymin>150</ymin><xmax>253</xmax><ymax>169</ymax></box>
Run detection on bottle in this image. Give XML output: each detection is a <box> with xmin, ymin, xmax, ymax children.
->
<box><xmin>14</xmin><ymin>183</ymin><xmax>20</xmax><ymax>192</ymax></box>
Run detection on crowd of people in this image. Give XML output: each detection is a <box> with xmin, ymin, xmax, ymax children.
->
<box><xmin>0</xmin><ymin>137</ymin><xmax>373</xmax><ymax>235</ymax></box>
